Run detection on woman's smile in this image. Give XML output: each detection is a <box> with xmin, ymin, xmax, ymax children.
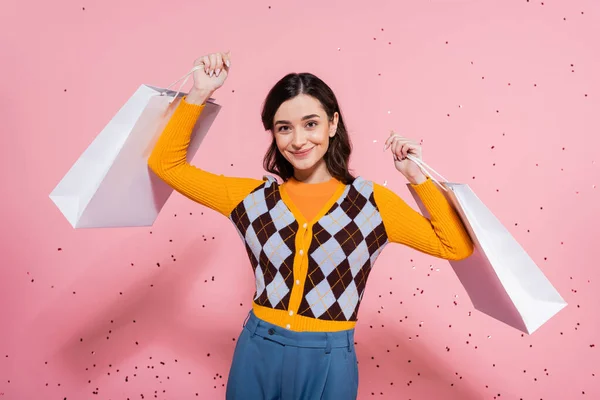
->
<box><xmin>291</xmin><ymin>147</ymin><xmax>315</xmax><ymax>157</ymax></box>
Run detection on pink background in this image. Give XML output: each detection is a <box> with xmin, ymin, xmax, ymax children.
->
<box><xmin>1</xmin><ymin>0</ymin><xmax>599</xmax><ymax>399</ymax></box>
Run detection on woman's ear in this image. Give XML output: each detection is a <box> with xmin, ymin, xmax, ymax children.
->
<box><xmin>329</xmin><ymin>112</ymin><xmax>339</xmax><ymax>137</ymax></box>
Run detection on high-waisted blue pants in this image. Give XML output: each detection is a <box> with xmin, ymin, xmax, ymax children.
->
<box><xmin>226</xmin><ymin>310</ymin><xmax>359</xmax><ymax>400</ymax></box>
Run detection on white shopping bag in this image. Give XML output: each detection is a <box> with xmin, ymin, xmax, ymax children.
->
<box><xmin>50</xmin><ymin>66</ymin><xmax>219</xmax><ymax>228</ymax></box>
<box><xmin>404</xmin><ymin>154</ymin><xmax>567</xmax><ymax>334</ymax></box>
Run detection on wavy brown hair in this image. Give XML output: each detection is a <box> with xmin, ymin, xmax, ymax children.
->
<box><xmin>260</xmin><ymin>73</ymin><xmax>356</xmax><ymax>185</ymax></box>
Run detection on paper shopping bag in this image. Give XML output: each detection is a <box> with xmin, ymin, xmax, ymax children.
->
<box><xmin>404</xmin><ymin>155</ymin><xmax>567</xmax><ymax>334</ymax></box>
<box><xmin>50</xmin><ymin>66</ymin><xmax>220</xmax><ymax>228</ymax></box>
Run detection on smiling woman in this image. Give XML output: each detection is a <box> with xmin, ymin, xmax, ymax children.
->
<box><xmin>270</xmin><ymin>94</ymin><xmax>339</xmax><ymax>184</ymax></box>
<box><xmin>261</xmin><ymin>73</ymin><xmax>355</xmax><ymax>185</ymax></box>
<box><xmin>147</xmin><ymin>51</ymin><xmax>474</xmax><ymax>400</ymax></box>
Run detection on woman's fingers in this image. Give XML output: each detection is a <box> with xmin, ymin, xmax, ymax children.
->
<box><xmin>194</xmin><ymin>52</ymin><xmax>230</xmax><ymax>76</ymax></box>
<box><xmin>400</xmin><ymin>142</ymin><xmax>409</xmax><ymax>159</ymax></box>
<box><xmin>392</xmin><ymin>136</ymin><xmax>402</xmax><ymax>159</ymax></box>
<box><xmin>201</xmin><ymin>55</ymin><xmax>210</xmax><ymax>74</ymax></box>
<box><xmin>215</xmin><ymin>53</ymin><xmax>224</xmax><ymax>76</ymax></box>
<box><xmin>222</xmin><ymin>50</ymin><xmax>231</xmax><ymax>68</ymax></box>
<box><xmin>384</xmin><ymin>131</ymin><xmax>420</xmax><ymax>161</ymax></box>
<box><xmin>384</xmin><ymin>130</ymin><xmax>399</xmax><ymax>150</ymax></box>
<box><xmin>211</xmin><ymin>54</ymin><xmax>219</xmax><ymax>75</ymax></box>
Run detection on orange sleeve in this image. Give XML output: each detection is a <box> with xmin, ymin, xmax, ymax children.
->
<box><xmin>147</xmin><ymin>97</ymin><xmax>264</xmax><ymax>217</ymax></box>
<box><xmin>373</xmin><ymin>177</ymin><xmax>474</xmax><ymax>261</ymax></box>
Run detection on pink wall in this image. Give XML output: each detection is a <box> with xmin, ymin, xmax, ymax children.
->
<box><xmin>1</xmin><ymin>0</ymin><xmax>599</xmax><ymax>398</ymax></box>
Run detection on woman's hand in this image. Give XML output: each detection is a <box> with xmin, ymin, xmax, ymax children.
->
<box><xmin>191</xmin><ymin>51</ymin><xmax>232</xmax><ymax>94</ymax></box>
<box><xmin>383</xmin><ymin>130</ymin><xmax>427</xmax><ymax>184</ymax></box>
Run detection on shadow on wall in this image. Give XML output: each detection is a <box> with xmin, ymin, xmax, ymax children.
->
<box><xmin>44</xmin><ymin>234</ymin><xmax>249</xmax><ymax>390</ymax></box>
<box><xmin>355</xmin><ymin>324</ymin><xmax>485</xmax><ymax>400</ymax></box>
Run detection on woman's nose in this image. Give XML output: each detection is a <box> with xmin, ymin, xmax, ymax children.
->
<box><xmin>292</xmin><ymin>131</ymin><xmax>308</xmax><ymax>146</ymax></box>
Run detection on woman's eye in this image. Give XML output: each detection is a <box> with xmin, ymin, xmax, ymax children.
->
<box><xmin>277</xmin><ymin>121</ymin><xmax>317</xmax><ymax>132</ymax></box>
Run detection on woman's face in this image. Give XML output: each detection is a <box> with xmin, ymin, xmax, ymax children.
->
<box><xmin>273</xmin><ymin>94</ymin><xmax>339</xmax><ymax>182</ymax></box>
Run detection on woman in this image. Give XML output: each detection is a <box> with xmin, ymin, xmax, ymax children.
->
<box><xmin>148</xmin><ymin>51</ymin><xmax>474</xmax><ymax>400</ymax></box>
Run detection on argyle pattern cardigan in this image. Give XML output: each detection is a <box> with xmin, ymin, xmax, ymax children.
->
<box><xmin>230</xmin><ymin>175</ymin><xmax>386</xmax><ymax>324</ymax></box>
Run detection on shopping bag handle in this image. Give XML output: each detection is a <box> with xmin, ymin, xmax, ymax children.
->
<box><xmin>161</xmin><ymin>65</ymin><xmax>206</xmax><ymax>104</ymax></box>
<box><xmin>405</xmin><ymin>154</ymin><xmax>450</xmax><ymax>192</ymax></box>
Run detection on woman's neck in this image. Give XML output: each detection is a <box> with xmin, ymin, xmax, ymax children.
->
<box><xmin>292</xmin><ymin>162</ymin><xmax>333</xmax><ymax>184</ymax></box>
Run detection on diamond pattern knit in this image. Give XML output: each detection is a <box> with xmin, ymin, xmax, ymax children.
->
<box><xmin>230</xmin><ymin>175</ymin><xmax>388</xmax><ymax>322</ymax></box>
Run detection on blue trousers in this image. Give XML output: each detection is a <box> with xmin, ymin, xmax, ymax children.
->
<box><xmin>226</xmin><ymin>310</ymin><xmax>359</xmax><ymax>400</ymax></box>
